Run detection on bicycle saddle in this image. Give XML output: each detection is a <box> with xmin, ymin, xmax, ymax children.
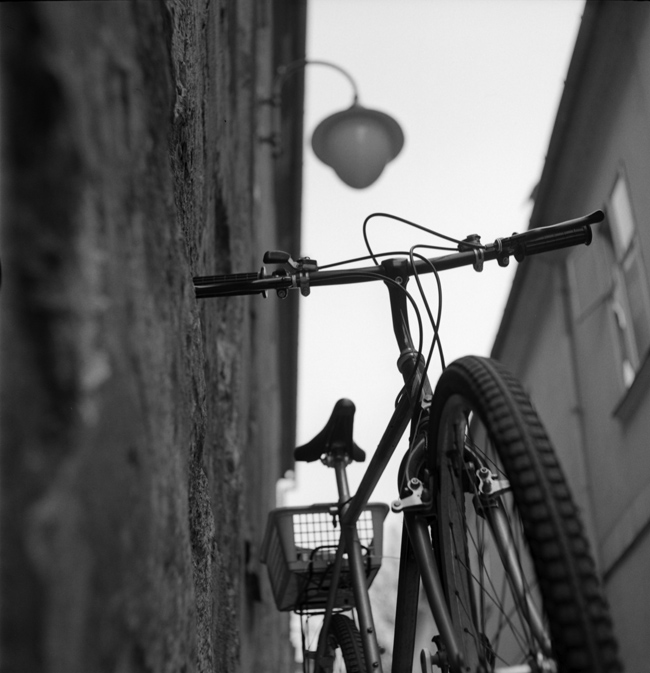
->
<box><xmin>294</xmin><ymin>398</ymin><xmax>366</xmax><ymax>463</ymax></box>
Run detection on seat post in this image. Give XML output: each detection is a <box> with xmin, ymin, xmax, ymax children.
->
<box><xmin>333</xmin><ymin>457</ymin><xmax>352</xmax><ymax>504</ymax></box>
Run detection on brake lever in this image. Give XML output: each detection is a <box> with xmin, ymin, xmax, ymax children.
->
<box><xmin>262</xmin><ymin>250</ymin><xmax>318</xmax><ymax>296</ymax></box>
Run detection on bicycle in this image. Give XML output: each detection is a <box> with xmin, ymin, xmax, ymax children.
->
<box><xmin>194</xmin><ymin>210</ymin><xmax>622</xmax><ymax>673</ymax></box>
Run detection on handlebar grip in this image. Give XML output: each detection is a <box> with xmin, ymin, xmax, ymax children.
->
<box><xmin>507</xmin><ymin>210</ymin><xmax>603</xmax><ymax>261</ymax></box>
<box><xmin>194</xmin><ymin>272</ymin><xmax>259</xmax><ymax>287</ymax></box>
<box><xmin>513</xmin><ymin>226</ymin><xmax>591</xmax><ymax>260</ymax></box>
<box><xmin>193</xmin><ymin>270</ymin><xmax>293</xmax><ymax>298</ymax></box>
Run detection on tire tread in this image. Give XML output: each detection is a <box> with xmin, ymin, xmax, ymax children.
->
<box><xmin>432</xmin><ymin>355</ymin><xmax>623</xmax><ymax>673</ymax></box>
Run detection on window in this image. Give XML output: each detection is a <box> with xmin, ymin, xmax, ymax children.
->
<box><xmin>607</xmin><ymin>173</ymin><xmax>650</xmax><ymax>387</ymax></box>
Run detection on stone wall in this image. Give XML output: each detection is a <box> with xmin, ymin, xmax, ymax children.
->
<box><xmin>0</xmin><ymin>2</ymin><xmax>297</xmax><ymax>671</ymax></box>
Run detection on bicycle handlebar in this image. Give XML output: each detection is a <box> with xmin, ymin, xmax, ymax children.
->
<box><xmin>193</xmin><ymin>210</ymin><xmax>604</xmax><ymax>299</ymax></box>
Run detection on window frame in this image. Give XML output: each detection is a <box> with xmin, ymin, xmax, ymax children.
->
<box><xmin>606</xmin><ymin>170</ymin><xmax>650</xmax><ymax>389</ymax></box>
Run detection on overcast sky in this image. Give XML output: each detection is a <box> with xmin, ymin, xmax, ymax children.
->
<box><xmin>283</xmin><ymin>0</ymin><xmax>585</xmax><ymax>508</ymax></box>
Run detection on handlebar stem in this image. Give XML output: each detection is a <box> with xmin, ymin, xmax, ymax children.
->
<box><xmin>381</xmin><ymin>258</ymin><xmax>416</xmax><ymax>355</ymax></box>
<box><xmin>381</xmin><ymin>258</ymin><xmax>433</xmax><ymax>404</ymax></box>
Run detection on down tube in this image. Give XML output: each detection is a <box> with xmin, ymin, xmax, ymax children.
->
<box><xmin>340</xmin><ymin>391</ymin><xmax>411</xmax><ymax>527</ymax></box>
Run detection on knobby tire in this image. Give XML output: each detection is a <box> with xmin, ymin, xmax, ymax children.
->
<box><xmin>428</xmin><ymin>355</ymin><xmax>622</xmax><ymax>673</ymax></box>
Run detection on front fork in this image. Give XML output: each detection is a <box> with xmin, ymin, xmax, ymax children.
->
<box><xmin>391</xmin><ymin>419</ymin><xmax>469</xmax><ymax>673</ymax></box>
<box><xmin>477</xmin><ymin>470</ymin><xmax>552</xmax><ymax>656</ymax></box>
<box><xmin>395</xmin><ymin>450</ymin><xmax>552</xmax><ymax>673</ymax></box>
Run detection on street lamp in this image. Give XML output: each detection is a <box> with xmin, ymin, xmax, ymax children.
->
<box><xmin>263</xmin><ymin>59</ymin><xmax>404</xmax><ymax>189</ymax></box>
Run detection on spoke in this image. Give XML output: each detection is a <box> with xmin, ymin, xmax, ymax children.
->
<box><xmin>446</xmin><ymin>436</ymin><xmax>550</xmax><ymax>667</ymax></box>
<box><xmin>490</xmin><ymin>501</ymin><xmax>550</xmax><ymax>653</ymax></box>
<box><xmin>459</xmin><ymin>530</ymin><xmax>535</xmax><ymax>658</ymax></box>
<box><xmin>477</xmin><ymin>518</ymin><xmax>488</xmax><ymax>643</ymax></box>
<box><xmin>478</xmin><ymin>517</ymin><xmax>544</xmax><ymax>656</ymax></box>
<box><xmin>449</xmin><ymin>464</ymin><xmax>532</xmax><ymax>649</ymax></box>
<box><xmin>466</xmin><ymin>429</ymin><xmax>548</xmax><ymax>645</ymax></box>
<box><xmin>445</xmin><ymin>477</ymin><xmax>533</xmax><ymax>665</ymax></box>
<box><xmin>438</xmin><ymin>400</ymin><xmax>559</xmax><ymax>672</ymax></box>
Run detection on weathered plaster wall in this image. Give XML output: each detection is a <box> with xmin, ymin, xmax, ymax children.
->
<box><xmin>0</xmin><ymin>2</ymin><xmax>294</xmax><ymax>672</ymax></box>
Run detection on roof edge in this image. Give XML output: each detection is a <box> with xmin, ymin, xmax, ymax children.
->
<box><xmin>491</xmin><ymin>1</ymin><xmax>599</xmax><ymax>359</ymax></box>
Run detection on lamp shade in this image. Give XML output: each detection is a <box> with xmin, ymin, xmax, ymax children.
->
<box><xmin>311</xmin><ymin>104</ymin><xmax>404</xmax><ymax>189</ymax></box>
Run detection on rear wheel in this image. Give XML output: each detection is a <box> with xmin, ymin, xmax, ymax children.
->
<box><xmin>316</xmin><ymin>614</ymin><xmax>367</xmax><ymax>673</ymax></box>
<box><xmin>429</xmin><ymin>356</ymin><xmax>622</xmax><ymax>673</ymax></box>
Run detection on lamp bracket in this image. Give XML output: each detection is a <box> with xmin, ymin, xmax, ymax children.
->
<box><xmin>258</xmin><ymin>59</ymin><xmax>360</xmax><ymax>156</ymax></box>
<box><xmin>274</xmin><ymin>59</ymin><xmax>359</xmax><ymax>106</ymax></box>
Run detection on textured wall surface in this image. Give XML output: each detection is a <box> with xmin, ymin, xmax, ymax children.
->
<box><xmin>0</xmin><ymin>2</ymin><xmax>293</xmax><ymax>672</ymax></box>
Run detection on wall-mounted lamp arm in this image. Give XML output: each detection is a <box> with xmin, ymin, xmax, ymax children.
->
<box><xmin>260</xmin><ymin>59</ymin><xmax>360</xmax><ymax>109</ymax></box>
<box><xmin>259</xmin><ymin>59</ymin><xmax>361</xmax><ymax>152</ymax></box>
<box><xmin>277</xmin><ymin>59</ymin><xmax>360</xmax><ymax>106</ymax></box>
<box><xmin>259</xmin><ymin>58</ymin><xmax>404</xmax><ymax>189</ymax></box>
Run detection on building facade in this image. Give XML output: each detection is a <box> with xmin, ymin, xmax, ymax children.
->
<box><xmin>492</xmin><ymin>3</ymin><xmax>650</xmax><ymax>671</ymax></box>
<box><xmin>0</xmin><ymin>1</ymin><xmax>304</xmax><ymax>671</ymax></box>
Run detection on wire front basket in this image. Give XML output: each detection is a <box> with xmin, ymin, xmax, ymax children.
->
<box><xmin>260</xmin><ymin>502</ymin><xmax>389</xmax><ymax>612</ymax></box>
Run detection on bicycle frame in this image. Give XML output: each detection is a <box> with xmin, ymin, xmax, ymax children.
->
<box><xmin>312</xmin><ymin>257</ymin><xmax>465</xmax><ymax>673</ymax></box>
<box><xmin>193</xmin><ymin>210</ymin><xmax>604</xmax><ymax>673</ymax></box>
<box><xmin>311</xmin><ymin>257</ymin><xmax>555</xmax><ymax>673</ymax></box>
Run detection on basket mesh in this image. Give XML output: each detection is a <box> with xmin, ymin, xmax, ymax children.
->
<box><xmin>261</xmin><ymin>503</ymin><xmax>388</xmax><ymax>612</ymax></box>
<box><xmin>293</xmin><ymin>510</ymin><xmax>375</xmax><ymax>560</ymax></box>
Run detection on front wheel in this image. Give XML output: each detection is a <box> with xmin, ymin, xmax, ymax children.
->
<box><xmin>429</xmin><ymin>356</ymin><xmax>622</xmax><ymax>673</ymax></box>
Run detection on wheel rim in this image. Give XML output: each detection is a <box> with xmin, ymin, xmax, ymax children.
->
<box><xmin>436</xmin><ymin>393</ymin><xmax>556</xmax><ymax>673</ymax></box>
